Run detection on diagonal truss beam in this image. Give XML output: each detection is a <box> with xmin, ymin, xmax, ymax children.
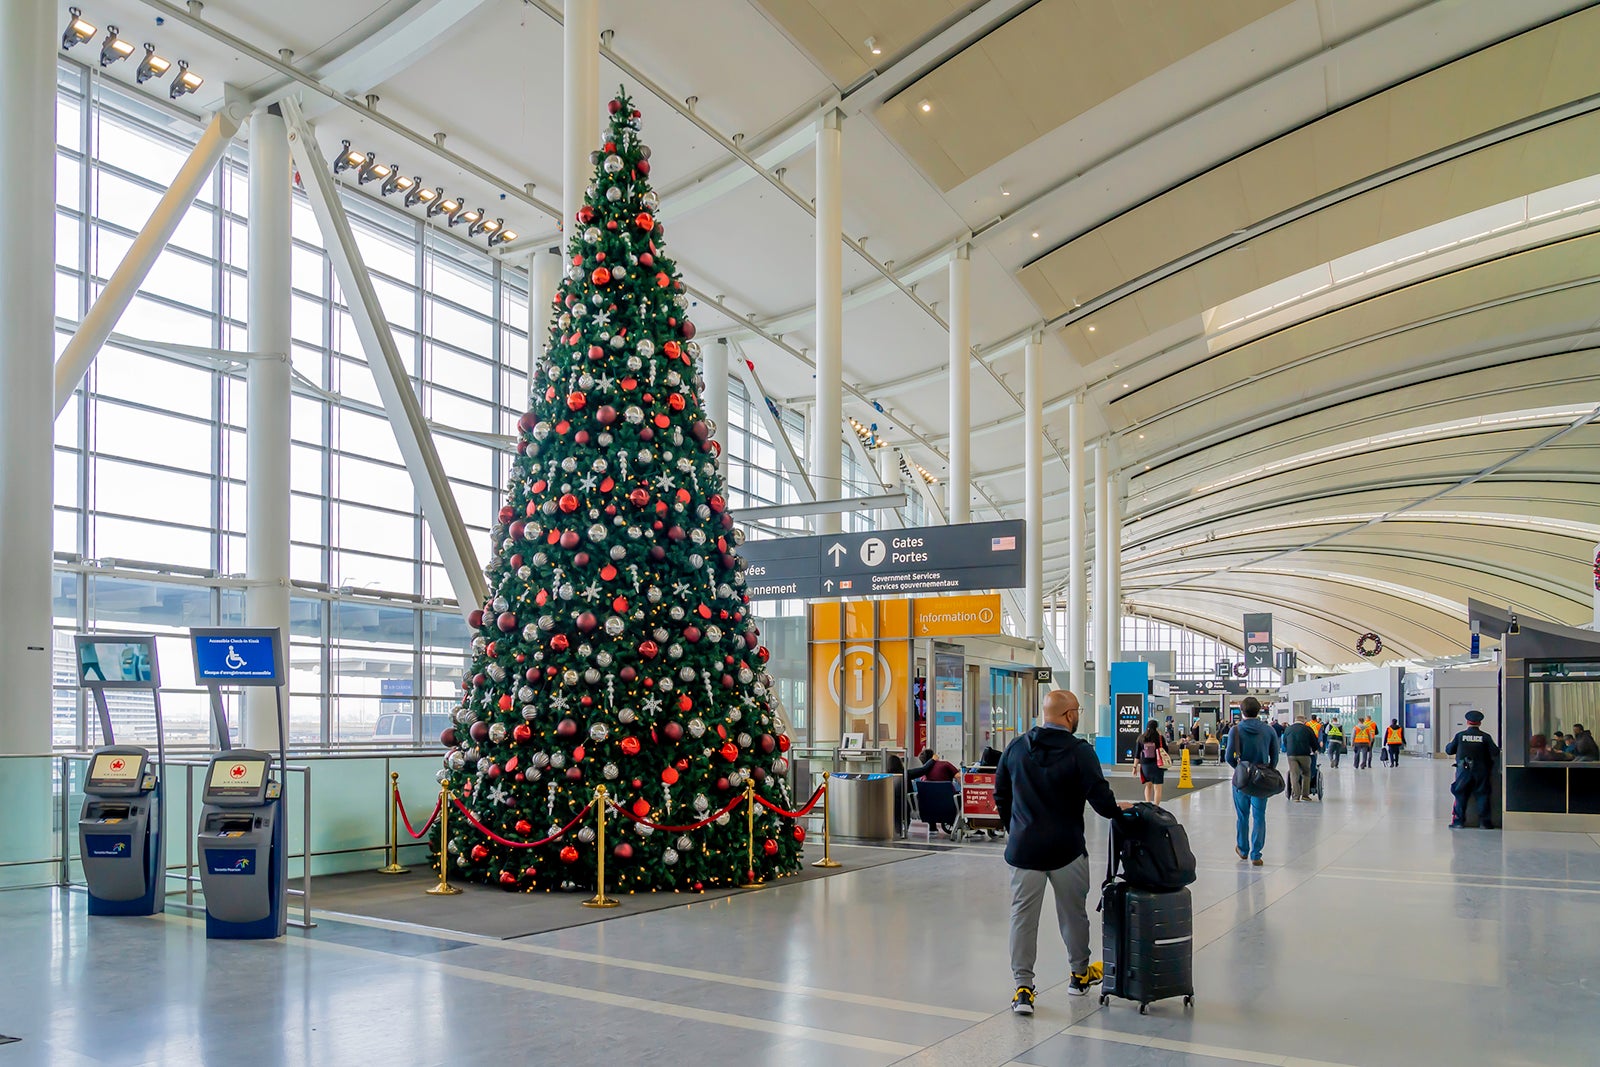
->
<box><xmin>283</xmin><ymin>97</ymin><xmax>488</xmax><ymax>616</ymax></box>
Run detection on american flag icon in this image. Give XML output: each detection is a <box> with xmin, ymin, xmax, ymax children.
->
<box><xmin>1247</xmin><ymin>631</ymin><xmax>1270</xmax><ymax>644</ymax></box>
<box><xmin>991</xmin><ymin>536</ymin><xmax>1016</xmax><ymax>551</ymax></box>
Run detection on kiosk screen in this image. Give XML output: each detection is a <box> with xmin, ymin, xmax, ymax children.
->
<box><xmin>76</xmin><ymin>639</ymin><xmax>156</xmax><ymax>687</ymax></box>
<box><xmin>207</xmin><ymin>759</ymin><xmax>267</xmax><ymax>798</ymax></box>
<box><xmin>88</xmin><ymin>752</ymin><xmax>145</xmax><ymax>787</ymax></box>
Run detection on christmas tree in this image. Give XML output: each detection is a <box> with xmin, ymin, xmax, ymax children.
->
<box><xmin>437</xmin><ymin>91</ymin><xmax>804</xmax><ymax>892</ymax></box>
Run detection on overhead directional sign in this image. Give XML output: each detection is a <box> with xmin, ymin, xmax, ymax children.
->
<box><xmin>738</xmin><ymin>519</ymin><xmax>1026</xmax><ymax>601</ymax></box>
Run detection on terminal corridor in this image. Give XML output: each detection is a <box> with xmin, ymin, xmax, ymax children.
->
<box><xmin>3</xmin><ymin>759</ymin><xmax>1592</xmax><ymax>1067</ymax></box>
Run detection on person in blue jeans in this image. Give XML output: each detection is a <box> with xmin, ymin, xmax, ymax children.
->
<box><xmin>1224</xmin><ymin>696</ymin><xmax>1280</xmax><ymax>867</ymax></box>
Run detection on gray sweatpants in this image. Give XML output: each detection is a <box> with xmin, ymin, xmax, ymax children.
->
<box><xmin>1009</xmin><ymin>855</ymin><xmax>1091</xmax><ymax>986</ymax></box>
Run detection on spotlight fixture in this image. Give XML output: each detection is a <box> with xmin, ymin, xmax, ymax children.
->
<box><xmin>1000</xmin><ymin>184</ymin><xmax>1011</xmax><ymax>197</ymax></box>
<box><xmin>332</xmin><ymin>140</ymin><xmax>359</xmax><ymax>175</ymax></box>
<box><xmin>356</xmin><ymin>155</ymin><xmax>389</xmax><ymax>185</ymax></box>
<box><xmin>169</xmin><ymin>60</ymin><xmax>203</xmax><ymax>99</ymax></box>
<box><xmin>473</xmin><ymin>216</ymin><xmax>500</xmax><ymax>239</ymax></box>
<box><xmin>918</xmin><ymin>99</ymin><xmax>932</xmax><ymax>113</ymax></box>
<box><xmin>865</xmin><ymin>36</ymin><xmax>881</xmax><ymax>55</ymax></box>
<box><xmin>427</xmin><ymin>194</ymin><xmax>458</xmax><ymax>219</ymax></box>
<box><xmin>451</xmin><ymin>206</ymin><xmax>482</xmax><ymax>230</ymax></box>
<box><xmin>387</xmin><ymin>173</ymin><xmax>414</xmax><ymax>198</ymax></box>
<box><xmin>1508</xmin><ymin>613</ymin><xmax>1520</xmax><ymax>636</ymax></box>
<box><xmin>488</xmin><ymin>226</ymin><xmax>517</xmax><ymax>248</ymax></box>
<box><xmin>404</xmin><ymin>181</ymin><xmax>432</xmax><ymax>208</ymax></box>
<box><xmin>136</xmin><ymin>44</ymin><xmax>171</xmax><ymax>83</ymax></box>
<box><xmin>99</xmin><ymin>26</ymin><xmax>134</xmax><ymax>66</ymax></box>
<box><xmin>62</xmin><ymin>8</ymin><xmax>95</xmax><ymax>50</ymax></box>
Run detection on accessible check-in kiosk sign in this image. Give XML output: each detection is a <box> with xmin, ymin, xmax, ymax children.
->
<box><xmin>188</xmin><ymin>627</ymin><xmax>289</xmax><ymax>940</ymax></box>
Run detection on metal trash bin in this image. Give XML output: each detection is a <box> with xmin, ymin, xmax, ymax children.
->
<box><xmin>828</xmin><ymin>772</ymin><xmax>896</xmax><ymax>841</ymax></box>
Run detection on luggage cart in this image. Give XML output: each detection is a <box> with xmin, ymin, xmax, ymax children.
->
<box><xmin>953</xmin><ymin>770</ymin><xmax>1005</xmax><ymax>843</ymax></box>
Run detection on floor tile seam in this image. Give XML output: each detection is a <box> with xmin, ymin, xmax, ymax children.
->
<box><xmin>281</xmin><ymin>929</ymin><xmax>923</xmax><ymax>1057</ymax></box>
<box><xmin>1060</xmin><ymin>1026</ymin><xmax>1363</xmax><ymax>1067</ymax></box>
<box><xmin>301</xmin><ymin>907</ymin><xmax>991</xmax><ymax>1023</ymax></box>
<box><xmin>1325</xmin><ymin>864</ymin><xmax>1600</xmax><ymax>886</ymax></box>
<box><xmin>1317</xmin><ymin>871</ymin><xmax>1600</xmax><ymax>895</ymax></box>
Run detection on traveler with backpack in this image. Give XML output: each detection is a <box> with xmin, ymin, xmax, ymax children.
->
<box><xmin>1224</xmin><ymin>697</ymin><xmax>1280</xmax><ymax>866</ymax></box>
<box><xmin>1384</xmin><ymin>720</ymin><xmax>1405</xmax><ymax>766</ymax></box>
<box><xmin>995</xmin><ymin>689</ymin><xmax>1131</xmax><ymax>1016</ymax></box>
<box><xmin>1138</xmin><ymin>720</ymin><xmax>1167</xmax><ymax>805</ymax></box>
<box><xmin>1283</xmin><ymin>714</ymin><xmax>1320</xmax><ymax>803</ymax></box>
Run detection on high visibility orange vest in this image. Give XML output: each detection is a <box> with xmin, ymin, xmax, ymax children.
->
<box><xmin>1308</xmin><ymin>720</ymin><xmax>1323</xmax><ymax>737</ymax></box>
<box><xmin>1354</xmin><ymin>723</ymin><xmax>1375</xmax><ymax>744</ymax></box>
<box><xmin>1385</xmin><ymin>726</ymin><xmax>1403</xmax><ymax>745</ymax></box>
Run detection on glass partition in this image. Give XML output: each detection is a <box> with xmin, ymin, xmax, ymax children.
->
<box><xmin>1526</xmin><ymin>661</ymin><xmax>1600</xmax><ymax>764</ymax></box>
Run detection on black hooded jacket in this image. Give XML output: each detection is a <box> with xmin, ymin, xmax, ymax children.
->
<box><xmin>995</xmin><ymin>726</ymin><xmax>1122</xmax><ymax>870</ymax></box>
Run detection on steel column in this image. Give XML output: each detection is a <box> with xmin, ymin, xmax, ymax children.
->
<box><xmin>1094</xmin><ymin>441</ymin><xmax>1111</xmax><ymax>736</ymax></box>
<box><xmin>705</xmin><ymin>338</ymin><xmax>731</xmax><ymax>485</ymax></box>
<box><xmin>1068</xmin><ymin>395</ymin><xmax>1087</xmax><ymax>702</ymax></box>
<box><xmin>947</xmin><ymin>246</ymin><xmax>971</xmax><ymax>523</ymax></box>
<box><xmin>562</xmin><ymin>0</ymin><xmax>599</xmax><ymax>241</ymax></box>
<box><xmin>245</xmin><ymin>107</ymin><xmax>293</xmax><ymax>751</ymax></box>
<box><xmin>1024</xmin><ymin>334</ymin><xmax>1044</xmax><ymax>643</ymax></box>
<box><xmin>814</xmin><ymin>108</ymin><xmax>844</xmax><ymax>535</ymax></box>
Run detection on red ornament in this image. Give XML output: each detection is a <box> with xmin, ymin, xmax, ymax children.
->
<box><xmin>668</xmin><ymin>393</ymin><xmax>686</xmax><ymax>412</ymax></box>
<box><xmin>550</xmin><ymin>634</ymin><xmax>569</xmax><ymax>652</ymax></box>
<box><xmin>793</xmin><ymin>825</ymin><xmax>806</xmax><ymax>842</ymax></box>
<box><xmin>532</xmin><ymin>480</ymin><xmax>547</xmax><ymax>494</ymax></box>
<box><xmin>760</xmin><ymin>734</ymin><xmax>776</xmax><ymax>754</ymax></box>
<box><xmin>499</xmin><ymin>870</ymin><xmax>519</xmax><ymax>886</ymax></box>
<box><xmin>513</xmin><ymin>723</ymin><xmax>532</xmax><ymax>742</ymax></box>
<box><xmin>612</xmin><ymin>596</ymin><xmax>628</xmax><ymax>613</ymax></box>
<box><xmin>470</xmin><ymin>844</ymin><xmax>489</xmax><ymax>862</ymax></box>
<box><xmin>588</xmin><ymin>344</ymin><xmax>604</xmax><ymax>361</ymax></box>
<box><xmin>663</xmin><ymin>721</ymin><xmax>684</xmax><ymax>742</ymax></box>
<box><xmin>468</xmin><ymin>609</ymin><xmax>485</xmax><ymax>628</ymax></box>
<box><xmin>573</xmin><ymin>552</ymin><xmax>590</xmax><ymax>567</ymax></box>
<box><xmin>620</xmin><ymin>736</ymin><xmax>641</xmax><ymax>756</ymax></box>
<box><xmin>497</xmin><ymin>695</ymin><xmax>514</xmax><ymax>712</ymax></box>
<box><xmin>777</xmin><ymin>734</ymin><xmax>792</xmax><ymax>753</ymax></box>
<box><xmin>762</xmin><ymin>838</ymin><xmax>778</xmax><ymax>857</ymax></box>
<box><xmin>662</xmin><ymin>767</ymin><xmax>678</xmax><ymax>784</ymax></box>
<box><xmin>596</xmin><ymin>405</ymin><xmax>618</xmax><ymax>425</ymax></box>
<box><xmin>560</xmin><ymin>845</ymin><xmax>579</xmax><ymax>863</ymax></box>
<box><xmin>515</xmin><ymin>820</ymin><xmax>532</xmax><ymax>834</ymax></box>
<box><xmin>639</xmin><ymin>252</ymin><xmax>654</xmax><ymax>267</ymax></box>
<box><xmin>517</xmin><ymin>411</ymin><xmax>537</xmax><ymax>432</ymax></box>
<box><xmin>576</xmin><ymin>612</ymin><xmax>597</xmax><ymax>633</ymax></box>
<box><xmin>637</xmin><ymin>158</ymin><xmax>650</xmax><ymax>175</ymax></box>
<box><xmin>680</xmin><ymin>320</ymin><xmax>696</xmax><ymax>339</ymax></box>
<box><xmin>628</xmin><ymin>487</ymin><xmax>650</xmax><ymax>508</ymax></box>
<box><xmin>601</xmin><ymin>565</ymin><xmax>618</xmax><ymax>581</ymax></box>
<box><xmin>631</xmin><ymin>797</ymin><xmax>650</xmax><ymax>818</ymax></box>
<box><xmin>560</xmin><ymin>530</ymin><xmax>580</xmax><ymax>549</ymax></box>
<box><xmin>555</xmin><ymin>420</ymin><xmax>570</xmax><ymax>435</ymax></box>
<box><xmin>613</xmin><ymin>843</ymin><xmax>634</xmax><ymax>860</ymax></box>
<box><xmin>710</xmin><ymin>495</ymin><xmax>726</xmax><ymax>513</ymax></box>
<box><xmin>572</xmin><ymin>745</ymin><xmax>585</xmax><ymax>762</ymax></box>
<box><xmin>683</xmin><ymin>626</ymin><xmax>701</xmax><ymax>643</ymax></box>
<box><xmin>499</xmin><ymin>505</ymin><xmax>515</xmax><ymax>523</ymax></box>
<box><xmin>655</xmin><ymin>272</ymin><xmax>670</xmax><ymax>289</ymax></box>
<box><xmin>608</xmin><ymin>99</ymin><xmax>621</xmax><ymax>114</ymax></box>
<box><xmin>591</xmin><ymin>266</ymin><xmax>611</xmax><ymax>285</ymax></box>
<box><xmin>639</xmin><ymin>640</ymin><xmax>659</xmax><ymax>659</ymax></box>
<box><xmin>698</xmin><ymin>604</ymin><xmax>713</xmax><ymax>619</ymax></box>
<box><xmin>567</xmin><ymin>391</ymin><xmax>586</xmax><ymax>411</ymax></box>
<box><xmin>720</xmin><ymin>741</ymin><xmax>739</xmax><ymax>761</ymax></box>
<box><xmin>676</xmin><ymin>694</ymin><xmax>693</xmax><ymax>712</ymax></box>
<box><xmin>579</xmin><ymin>204</ymin><xmax>595</xmax><ymax>222</ymax></box>
<box><xmin>654</xmin><ymin>413</ymin><xmax>670</xmax><ymax>428</ymax></box>
<box><xmin>635</xmin><ymin>212</ymin><xmax>655</xmax><ymax>231</ymax></box>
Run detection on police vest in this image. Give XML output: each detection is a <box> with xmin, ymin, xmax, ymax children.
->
<box><xmin>1385</xmin><ymin>727</ymin><xmax>1403</xmax><ymax>745</ymax></box>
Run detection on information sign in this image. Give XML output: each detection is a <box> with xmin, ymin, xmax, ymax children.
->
<box><xmin>739</xmin><ymin>520</ymin><xmax>1025</xmax><ymax>600</ymax></box>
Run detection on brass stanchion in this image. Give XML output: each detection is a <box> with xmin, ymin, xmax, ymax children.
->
<box><xmin>378</xmin><ymin>771</ymin><xmax>408</xmax><ymax>874</ymax></box>
<box><xmin>582</xmin><ymin>785</ymin><xmax>620</xmax><ymax>908</ymax></box>
<box><xmin>426</xmin><ymin>784</ymin><xmax>461</xmax><ymax>896</ymax></box>
<box><xmin>811</xmin><ymin>771</ymin><xmax>842</xmax><ymax>869</ymax></box>
<box><xmin>739</xmin><ymin>779</ymin><xmax>764</xmax><ymax>889</ymax></box>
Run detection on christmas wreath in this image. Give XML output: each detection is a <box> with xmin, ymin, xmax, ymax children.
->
<box><xmin>1355</xmin><ymin>633</ymin><xmax>1383</xmax><ymax>658</ymax></box>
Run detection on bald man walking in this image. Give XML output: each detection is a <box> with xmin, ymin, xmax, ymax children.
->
<box><xmin>996</xmin><ymin>689</ymin><xmax>1130</xmax><ymax>1015</ymax></box>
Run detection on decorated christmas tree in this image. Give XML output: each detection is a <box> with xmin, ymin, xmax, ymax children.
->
<box><xmin>436</xmin><ymin>91</ymin><xmax>804</xmax><ymax>892</ymax></box>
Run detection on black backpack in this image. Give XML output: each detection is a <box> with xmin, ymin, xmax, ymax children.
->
<box><xmin>1107</xmin><ymin>802</ymin><xmax>1197</xmax><ymax>892</ymax></box>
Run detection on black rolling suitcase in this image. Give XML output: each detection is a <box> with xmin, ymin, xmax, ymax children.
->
<box><xmin>1098</xmin><ymin>807</ymin><xmax>1195</xmax><ymax>1014</ymax></box>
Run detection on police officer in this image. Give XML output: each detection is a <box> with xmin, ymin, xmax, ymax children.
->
<box><xmin>1445</xmin><ymin>710</ymin><xmax>1500</xmax><ymax>829</ymax></box>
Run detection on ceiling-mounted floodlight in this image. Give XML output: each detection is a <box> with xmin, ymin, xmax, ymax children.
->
<box><xmin>403</xmin><ymin>180</ymin><xmax>430</xmax><ymax>208</ymax></box>
<box><xmin>169</xmin><ymin>60</ymin><xmax>203</xmax><ymax>99</ymax></box>
<box><xmin>488</xmin><ymin>223</ymin><xmax>514</xmax><ymax>247</ymax></box>
<box><xmin>384</xmin><ymin>172</ymin><xmax>411</xmax><ymax>198</ymax></box>
<box><xmin>865</xmin><ymin>36</ymin><xmax>881</xmax><ymax>55</ymax></box>
<box><xmin>99</xmin><ymin>26</ymin><xmax>134</xmax><ymax>66</ymax></box>
<box><xmin>451</xmin><ymin>207</ymin><xmax>482</xmax><ymax>230</ymax></box>
<box><xmin>136</xmin><ymin>43</ymin><xmax>171</xmax><ymax>83</ymax></box>
<box><xmin>332</xmin><ymin>140</ymin><xmax>358</xmax><ymax>175</ymax></box>
<box><xmin>421</xmin><ymin>189</ymin><xmax>447</xmax><ymax>215</ymax></box>
<box><xmin>358</xmin><ymin>156</ymin><xmax>390</xmax><ymax>185</ymax></box>
<box><xmin>466</xmin><ymin>211</ymin><xmax>492</xmax><ymax>237</ymax></box>
<box><xmin>432</xmin><ymin>196</ymin><xmax>463</xmax><ymax>222</ymax></box>
<box><xmin>62</xmin><ymin>8</ymin><xmax>95</xmax><ymax>50</ymax></box>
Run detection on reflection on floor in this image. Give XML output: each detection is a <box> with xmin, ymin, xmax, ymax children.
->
<box><xmin>2</xmin><ymin>757</ymin><xmax>1596</xmax><ymax>1067</ymax></box>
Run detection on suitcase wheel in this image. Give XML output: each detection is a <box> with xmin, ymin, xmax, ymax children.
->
<box><xmin>1139</xmin><ymin>1003</ymin><xmax>1148</xmax><ymax>1015</ymax></box>
<box><xmin>1184</xmin><ymin>995</ymin><xmax>1194</xmax><ymax>1009</ymax></box>
<box><xmin>1098</xmin><ymin>994</ymin><xmax>1108</xmax><ymax>1006</ymax></box>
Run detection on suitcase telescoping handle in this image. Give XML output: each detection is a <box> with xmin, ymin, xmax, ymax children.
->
<box><xmin>1097</xmin><ymin>815</ymin><xmax>1125</xmax><ymax>913</ymax></box>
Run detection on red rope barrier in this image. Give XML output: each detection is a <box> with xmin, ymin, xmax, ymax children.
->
<box><xmin>751</xmin><ymin>783</ymin><xmax>826</xmax><ymax>819</ymax></box>
<box><xmin>605</xmin><ymin>792</ymin><xmax>746</xmax><ymax>833</ymax></box>
<box><xmin>395</xmin><ymin>790</ymin><xmax>441</xmax><ymax>840</ymax></box>
<box><xmin>451</xmin><ymin>797</ymin><xmax>594</xmax><ymax>849</ymax></box>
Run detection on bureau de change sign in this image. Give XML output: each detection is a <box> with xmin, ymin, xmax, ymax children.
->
<box><xmin>737</xmin><ymin>519</ymin><xmax>1025</xmax><ymax>601</ymax></box>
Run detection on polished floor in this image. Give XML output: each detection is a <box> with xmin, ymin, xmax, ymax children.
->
<box><xmin>4</xmin><ymin>758</ymin><xmax>1598</xmax><ymax>1066</ymax></box>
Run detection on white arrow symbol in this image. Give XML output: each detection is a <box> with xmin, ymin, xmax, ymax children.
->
<box><xmin>826</xmin><ymin>543</ymin><xmax>847</xmax><ymax>566</ymax></box>
<box><xmin>824</xmin><ymin>579</ymin><xmax>835</xmax><ymax>592</ymax></box>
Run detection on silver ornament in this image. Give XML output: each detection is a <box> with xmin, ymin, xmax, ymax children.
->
<box><xmin>617</xmin><ymin>707</ymin><xmax>637</xmax><ymax>724</ymax></box>
<box><xmin>604</xmin><ymin>616</ymin><xmax>626</xmax><ymax>636</ymax></box>
<box><xmin>489</xmin><ymin>723</ymin><xmax>508</xmax><ymax>743</ymax></box>
<box><xmin>590</xmin><ymin>723</ymin><xmax>610</xmax><ymax>742</ymax></box>
<box><xmin>688</xmin><ymin>718</ymin><xmax>706</xmax><ymax>739</ymax></box>
<box><xmin>577</xmin><ymin>825</ymin><xmax>596</xmax><ymax>844</ymax></box>
<box><xmin>603</xmin><ymin>153</ymin><xmax>624</xmax><ymax>174</ymax></box>
<box><xmin>605</xmin><ymin>185</ymin><xmax>622</xmax><ymax>202</ymax></box>
<box><xmin>584</xmin><ymin>668</ymin><xmax>601</xmax><ymax>684</ymax></box>
<box><xmin>677</xmin><ymin>834</ymin><xmax>693</xmax><ymax>851</ymax></box>
<box><xmin>738</xmin><ymin>732</ymin><xmax>752</xmax><ymax>748</ymax></box>
<box><xmin>662</xmin><ymin>848</ymin><xmax>679</xmax><ymax>865</ymax></box>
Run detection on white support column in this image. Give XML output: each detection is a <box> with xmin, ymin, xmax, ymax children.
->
<box><xmin>1094</xmin><ymin>440</ymin><xmax>1111</xmax><ymax>737</ymax></box>
<box><xmin>526</xmin><ymin>246</ymin><xmax>563</xmax><ymax>386</ymax></box>
<box><xmin>562</xmin><ymin>0</ymin><xmax>599</xmax><ymax>241</ymax></box>
<box><xmin>947</xmin><ymin>245</ymin><xmax>971</xmax><ymax>524</ymax></box>
<box><xmin>0</xmin><ymin>0</ymin><xmax>56</xmax><ymax>760</ymax></box>
<box><xmin>705</xmin><ymin>339</ymin><xmax>731</xmax><ymax>484</ymax></box>
<box><xmin>244</xmin><ymin>107</ymin><xmax>292</xmax><ymax>752</ymax></box>
<box><xmin>1068</xmin><ymin>396</ymin><xmax>1086</xmax><ymax>702</ymax></box>
<box><xmin>876</xmin><ymin>445</ymin><xmax>903</xmax><ymax>530</ymax></box>
<box><xmin>283</xmin><ymin>99</ymin><xmax>488</xmax><ymax>616</ymax></box>
<box><xmin>1109</xmin><ymin>464</ymin><xmax>1125</xmax><ymax>669</ymax></box>
<box><xmin>1023</xmin><ymin>333</ymin><xmax>1044</xmax><ymax>644</ymax></box>
<box><xmin>55</xmin><ymin>106</ymin><xmax>246</xmax><ymax>415</ymax></box>
<box><xmin>814</xmin><ymin>108</ymin><xmax>844</xmax><ymax>535</ymax></box>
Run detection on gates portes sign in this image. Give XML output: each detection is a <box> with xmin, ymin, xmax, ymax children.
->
<box><xmin>737</xmin><ymin>519</ymin><xmax>1025</xmax><ymax>601</ymax></box>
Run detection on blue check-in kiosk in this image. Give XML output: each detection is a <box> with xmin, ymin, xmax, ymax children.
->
<box><xmin>73</xmin><ymin>634</ymin><xmax>166</xmax><ymax>916</ymax></box>
<box><xmin>190</xmin><ymin>627</ymin><xmax>288</xmax><ymax>940</ymax></box>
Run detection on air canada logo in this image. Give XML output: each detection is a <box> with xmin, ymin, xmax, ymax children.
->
<box><xmin>109</xmin><ymin>758</ymin><xmax>125</xmax><ymax>772</ymax></box>
<box><xmin>229</xmin><ymin>764</ymin><xmax>247</xmax><ymax>780</ymax></box>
